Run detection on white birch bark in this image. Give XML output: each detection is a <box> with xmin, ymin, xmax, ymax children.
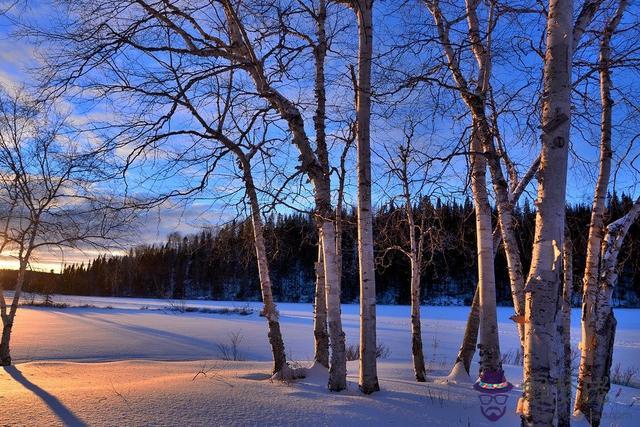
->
<box><xmin>220</xmin><ymin>1</ymin><xmax>347</xmax><ymax>390</ymax></box>
<box><xmin>401</xmin><ymin>163</ymin><xmax>427</xmax><ymax>382</ymax></box>
<box><xmin>240</xmin><ymin>157</ymin><xmax>288</xmax><ymax>375</ymax></box>
<box><xmin>313</xmin><ymin>243</ymin><xmax>329</xmax><ymax>368</ymax></box>
<box><xmin>583</xmin><ymin>197</ymin><xmax>640</xmax><ymax>425</ymax></box>
<box><xmin>426</xmin><ymin>0</ymin><xmax>527</xmax><ymax>346</ymax></box>
<box><xmin>352</xmin><ymin>0</ymin><xmax>379</xmax><ymax>394</ymax></box>
<box><xmin>311</xmin><ymin>0</ymin><xmax>330</xmax><ymax>370</ymax></box>
<box><xmin>450</xmin><ymin>155</ymin><xmax>540</xmax><ymax>376</ymax></box>
<box><xmin>321</xmin><ymin>220</ymin><xmax>347</xmax><ymax>390</ymax></box>
<box><xmin>471</xmin><ymin>131</ymin><xmax>502</xmax><ymax>375</ymax></box>
<box><xmin>575</xmin><ymin>2</ymin><xmax>627</xmax><ymax>422</ymax></box>
<box><xmin>522</xmin><ymin>0</ymin><xmax>573</xmax><ymax>423</ymax></box>
<box><xmin>0</xmin><ymin>259</ymin><xmax>28</xmax><ymax>366</ymax></box>
<box><xmin>557</xmin><ymin>233</ymin><xmax>573</xmax><ymax>427</ymax></box>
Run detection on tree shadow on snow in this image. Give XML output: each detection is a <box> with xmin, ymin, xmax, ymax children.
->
<box><xmin>238</xmin><ymin>372</ymin><xmax>272</xmax><ymax>381</ymax></box>
<box><xmin>3</xmin><ymin>365</ymin><xmax>87</xmax><ymax>427</ymax></box>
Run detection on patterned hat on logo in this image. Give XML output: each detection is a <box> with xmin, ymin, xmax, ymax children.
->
<box><xmin>474</xmin><ymin>369</ymin><xmax>513</xmax><ymax>394</ymax></box>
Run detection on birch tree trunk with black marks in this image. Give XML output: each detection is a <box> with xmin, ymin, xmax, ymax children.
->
<box><xmin>339</xmin><ymin>0</ymin><xmax>379</xmax><ymax>394</ymax></box>
<box><xmin>575</xmin><ymin>2</ymin><xmax>627</xmax><ymax>422</ymax></box>
<box><xmin>426</xmin><ymin>0</ymin><xmax>527</xmax><ymax>348</ymax></box>
<box><xmin>582</xmin><ymin>196</ymin><xmax>640</xmax><ymax>425</ymax></box>
<box><xmin>449</xmin><ymin>156</ymin><xmax>540</xmax><ymax>377</ymax></box>
<box><xmin>399</xmin><ymin>149</ymin><xmax>427</xmax><ymax>382</ymax></box>
<box><xmin>557</xmin><ymin>234</ymin><xmax>573</xmax><ymax>427</ymax></box>
<box><xmin>312</xmin><ymin>0</ymin><xmax>330</xmax><ymax>370</ymax></box>
<box><xmin>314</xmin><ymin>245</ymin><xmax>329</xmax><ymax>368</ymax></box>
<box><xmin>0</xmin><ymin>259</ymin><xmax>28</xmax><ymax>366</ymax></box>
<box><xmin>240</xmin><ymin>157</ymin><xmax>288</xmax><ymax>375</ymax></box>
<box><xmin>470</xmin><ymin>131</ymin><xmax>502</xmax><ymax>375</ymax></box>
<box><xmin>221</xmin><ymin>1</ymin><xmax>347</xmax><ymax>390</ymax></box>
<box><xmin>522</xmin><ymin>0</ymin><xmax>573</xmax><ymax>423</ymax></box>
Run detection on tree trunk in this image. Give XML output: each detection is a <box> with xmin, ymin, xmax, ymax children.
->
<box><xmin>313</xmin><ymin>243</ymin><xmax>329</xmax><ymax>368</ymax></box>
<box><xmin>450</xmin><ymin>159</ymin><xmax>539</xmax><ymax>377</ymax></box>
<box><xmin>575</xmin><ymin>2</ymin><xmax>627</xmax><ymax>422</ymax></box>
<box><xmin>401</xmin><ymin>154</ymin><xmax>427</xmax><ymax>382</ymax></box>
<box><xmin>584</xmin><ymin>197</ymin><xmax>639</xmax><ymax>426</ymax></box>
<box><xmin>311</xmin><ymin>0</ymin><xmax>330</xmax><ymax>371</ymax></box>
<box><xmin>522</xmin><ymin>0</ymin><xmax>573</xmax><ymax>423</ymax></box>
<box><xmin>222</xmin><ymin>0</ymin><xmax>346</xmax><ymax>389</ymax></box>
<box><xmin>353</xmin><ymin>0</ymin><xmax>379</xmax><ymax>394</ymax></box>
<box><xmin>470</xmin><ymin>131</ymin><xmax>502</xmax><ymax>376</ymax></box>
<box><xmin>465</xmin><ymin>2</ymin><xmax>526</xmax><ymax>347</ymax></box>
<box><xmin>0</xmin><ymin>261</ymin><xmax>27</xmax><ymax>366</ymax></box>
<box><xmin>409</xmin><ymin>256</ymin><xmax>426</xmax><ymax>381</ymax></box>
<box><xmin>321</xmin><ymin>220</ymin><xmax>347</xmax><ymax>391</ymax></box>
<box><xmin>242</xmin><ymin>159</ymin><xmax>287</xmax><ymax>375</ymax></box>
<box><xmin>428</xmin><ymin>0</ymin><xmax>527</xmax><ymax>347</ymax></box>
<box><xmin>409</xmin><ymin>242</ymin><xmax>426</xmax><ymax>382</ymax></box>
<box><xmin>451</xmin><ymin>286</ymin><xmax>480</xmax><ymax>376</ymax></box>
<box><xmin>557</xmin><ymin>233</ymin><xmax>573</xmax><ymax>427</ymax></box>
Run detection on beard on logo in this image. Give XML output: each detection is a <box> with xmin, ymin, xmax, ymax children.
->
<box><xmin>480</xmin><ymin>404</ymin><xmax>507</xmax><ymax>422</ymax></box>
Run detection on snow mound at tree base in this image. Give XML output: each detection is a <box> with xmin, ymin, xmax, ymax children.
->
<box><xmin>439</xmin><ymin>360</ymin><xmax>473</xmax><ymax>384</ymax></box>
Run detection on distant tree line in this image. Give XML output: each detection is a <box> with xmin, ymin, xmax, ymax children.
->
<box><xmin>8</xmin><ymin>193</ymin><xmax>637</xmax><ymax>307</ymax></box>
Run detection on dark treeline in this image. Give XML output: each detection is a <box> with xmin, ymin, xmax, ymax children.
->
<box><xmin>16</xmin><ymin>193</ymin><xmax>638</xmax><ymax>306</ymax></box>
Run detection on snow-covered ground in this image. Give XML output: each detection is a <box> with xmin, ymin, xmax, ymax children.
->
<box><xmin>1</xmin><ymin>293</ymin><xmax>639</xmax><ymax>426</ymax></box>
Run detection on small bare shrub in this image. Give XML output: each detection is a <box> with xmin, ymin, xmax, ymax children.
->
<box><xmin>611</xmin><ymin>363</ymin><xmax>639</xmax><ymax>387</ymax></box>
<box><xmin>501</xmin><ymin>348</ymin><xmax>523</xmax><ymax>366</ymax></box>
<box><xmin>217</xmin><ymin>331</ymin><xmax>245</xmax><ymax>361</ymax></box>
<box><xmin>345</xmin><ymin>343</ymin><xmax>391</xmax><ymax>361</ymax></box>
<box><xmin>20</xmin><ymin>293</ymin><xmax>68</xmax><ymax>308</ymax></box>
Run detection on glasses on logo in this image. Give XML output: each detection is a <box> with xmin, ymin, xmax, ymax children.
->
<box><xmin>479</xmin><ymin>394</ymin><xmax>508</xmax><ymax>405</ymax></box>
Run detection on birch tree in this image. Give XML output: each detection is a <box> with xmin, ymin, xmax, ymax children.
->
<box><xmin>469</xmin><ymin>129</ymin><xmax>502</xmax><ymax>375</ymax></box>
<box><xmin>379</xmin><ymin>120</ymin><xmax>437</xmax><ymax>382</ymax></box>
<box><xmin>418</xmin><ymin>0</ymin><xmax>540</xmax><ymax>353</ymax></box>
<box><xmin>575</xmin><ymin>1</ymin><xmax>629</xmax><ymax>423</ymax></box>
<box><xmin>521</xmin><ymin>0</ymin><xmax>573</xmax><ymax>423</ymax></box>
<box><xmin>334</xmin><ymin>0</ymin><xmax>378</xmax><ymax>393</ymax></box>
<box><xmin>38</xmin><ymin>0</ymin><xmax>350</xmax><ymax>389</ymax></box>
<box><xmin>557</xmin><ymin>232</ymin><xmax>573</xmax><ymax>427</ymax></box>
<box><xmin>520</xmin><ymin>0</ymin><xmax>605</xmax><ymax>423</ymax></box>
<box><xmin>0</xmin><ymin>90</ymin><xmax>130</xmax><ymax>365</ymax></box>
<box><xmin>449</xmin><ymin>155</ymin><xmax>539</xmax><ymax>377</ymax></box>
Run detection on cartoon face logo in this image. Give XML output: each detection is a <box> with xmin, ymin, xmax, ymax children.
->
<box><xmin>473</xmin><ymin>369</ymin><xmax>513</xmax><ymax>422</ymax></box>
<box><xmin>478</xmin><ymin>393</ymin><xmax>509</xmax><ymax>421</ymax></box>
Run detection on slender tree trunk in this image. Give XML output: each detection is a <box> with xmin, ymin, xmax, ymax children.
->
<box><xmin>557</xmin><ymin>233</ymin><xmax>573</xmax><ymax>427</ymax></box>
<box><xmin>575</xmin><ymin>3</ymin><xmax>627</xmax><ymax>422</ymax></box>
<box><xmin>470</xmin><ymin>131</ymin><xmax>502</xmax><ymax>376</ymax></box>
<box><xmin>522</xmin><ymin>0</ymin><xmax>573</xmax><ymax>423</ymax></box>
<box><xmin>0</xmin><ymin>261</ymin><xmax>27</xmax><ymax>366</ymax></box>
<box><xmin>313</xmin><ymin>243</ymin><xmax>329</xmax><ymax>368</ymax></box>
<box><xmin>450</xmin><ymin>226</ymin><xmax>502</xmax><ymax>376</ymax></box>
<box><xmin>450</xmin><ymin>157</ymin><xmax>539</xmax><ymax>376</ymax></box>
<box><xmin>241</xmin><ymin>160</ymin><xmax>287</xmax><ymax>375</ymax></box>
<box><xmin>353</xmin><ymin>0</ymin><xmax>379</xmax><ymax>394</ymax></box>
<box><xmin>465</xmin><ymin>2</ymin><xmax>526</xmax><ymax>347</ymax></box>
<box><xmin>222</xmin><ymin>0</ymin><xmax>346</xmax><ymax>389</ymax></box>
<box><xmin>584</xmin><ymin>197</ymin><xmax>639</xmax><ymax>426</ymax></box>
<box><xmin>311</xmin><ymin>0</ymin><xmax>331</xmax><ymax>371</ymax></box>
<box><xmin>451</xmin><ymin>286</ymin><xmax>480</xmax><ymax>376</ymax></box>
<box><xmin>409</xmin><ymin>253</ymin><xmax>426</xmax><ymax>381</ymax></box>
<box><xmin>321</xmin><ymin>220</ymin><xmax>347</xmax><ymax>391</ymax></box>
<box><xmin>400</xmin><ymin>154</ymin><xmax>427</xmax><ymax>382</ymax></box>
<box><xmin>428</xmin><ymin>0</ymin><xmax>527</xmax><ymax>347</ymax></box>
<box><xmin>407</xmin><ymin>212</ymin><xmax>426</xmax><ymax>381</ymax></box>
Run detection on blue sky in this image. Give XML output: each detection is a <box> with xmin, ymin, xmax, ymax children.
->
<box><xmin>0</xmin><ymin>0</ymin><xmax>638</xmax><ymax>271</ymax></box>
